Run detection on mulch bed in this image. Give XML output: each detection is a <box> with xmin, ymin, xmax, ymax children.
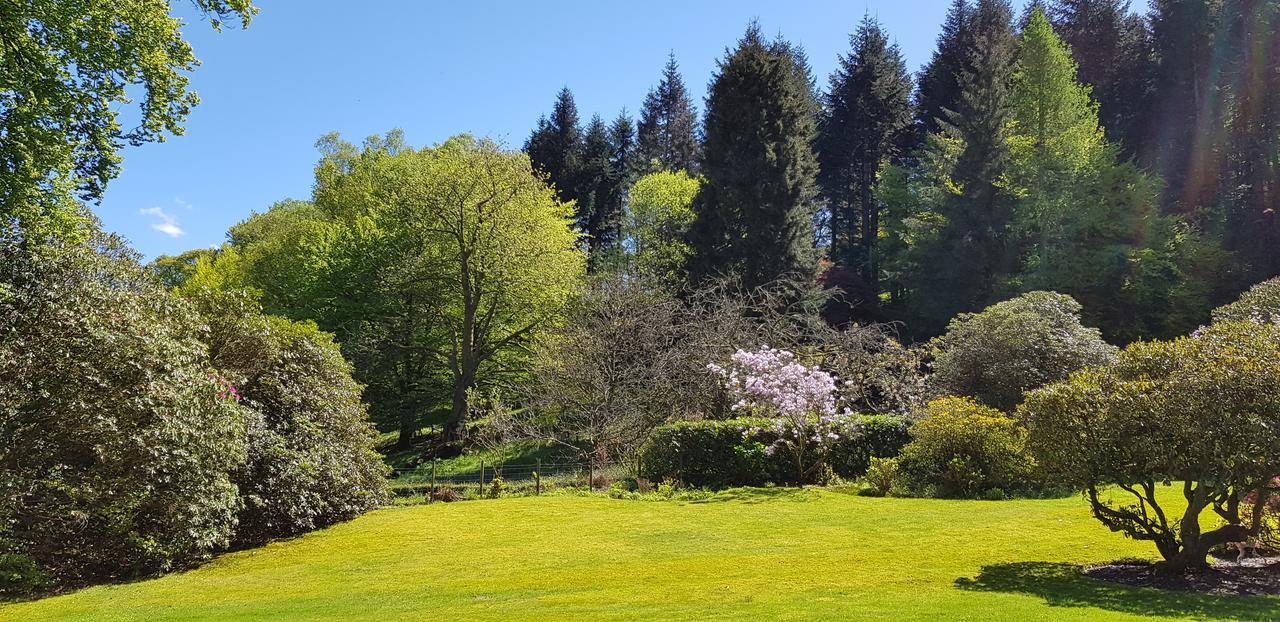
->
<box><xmin>1084</xmin><ymin>556</ymin><xmax>1280</xmax><ymax>596</ymax></box>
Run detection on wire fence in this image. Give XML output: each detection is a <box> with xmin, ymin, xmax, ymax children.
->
<box><xmin>388</xmin><ymin>459</ymin><xmax>626</xmax><ymax>501</ymax></box>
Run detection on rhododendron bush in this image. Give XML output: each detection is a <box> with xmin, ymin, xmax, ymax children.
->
<box><xmin>709</xmin><ymin>346</ymin><xmax>853</xmax><ymax>482</ymax></box>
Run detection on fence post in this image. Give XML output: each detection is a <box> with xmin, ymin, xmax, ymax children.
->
<box><xmin>479</xmin><ymin>459</ymin><xmax>485</xmax><ymax>497</ymax></box>
<box><xmin>430</xmin><ymin>459</ymin><xmax>437</xmax><ymax>504</ymax></box>
<box><xmin>535</xmin><ymin>459</ymin><xmax>542</xmax><ymax>496</ymax></box>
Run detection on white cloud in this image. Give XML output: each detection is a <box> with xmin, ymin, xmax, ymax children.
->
<box><xmin>140</xmin><ymin>206</ymin><xmax>185</xmax><ymax>238</ymax></box>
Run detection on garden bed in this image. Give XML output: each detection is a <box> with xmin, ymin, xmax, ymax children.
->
<box><xmin>1085</xmin><ymin>556</ymin><xmax>1280</xmax><ymax>596</ymax></box>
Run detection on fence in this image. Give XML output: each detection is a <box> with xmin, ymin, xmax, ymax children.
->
<box><xmin>388</xmin><ymin>459</ymin><xmax>624</xmax><ymax>501</ymax></box>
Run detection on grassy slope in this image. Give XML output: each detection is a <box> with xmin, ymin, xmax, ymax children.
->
<box><xmin>5</xmin><ymin>490</ymin><xmax>1277</xmax><ymax>622</ymax></box>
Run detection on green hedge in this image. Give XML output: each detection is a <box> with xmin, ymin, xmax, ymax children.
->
<box><xmin>638</xmin><ymin>415</ymin><xmax>912</xmax><ymax>488</ymax></box>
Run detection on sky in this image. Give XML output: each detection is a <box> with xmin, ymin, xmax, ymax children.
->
<box><xmin>102</xmin><ymin>0</ymin><xmax>1145</xmax><ymax>260</ymax></box>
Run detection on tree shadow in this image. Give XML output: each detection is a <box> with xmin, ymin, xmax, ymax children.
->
<box><xmin>955</xmin><ymin>562</ymin><xmax>1279</xmax><ymax>621</ymax></box>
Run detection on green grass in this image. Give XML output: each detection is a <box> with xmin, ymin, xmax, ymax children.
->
<box><xmin>5</xmin><ymin>489</ymin><xmax>1277</xmax><ymax>621</ymax></box>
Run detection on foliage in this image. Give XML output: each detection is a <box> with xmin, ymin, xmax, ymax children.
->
<box><xmin>686</xmin><ymin>24</ymin><xmax>821</xmax><ymax>290</ymax></box>
<box><xmin>861</xmin><ymin>457</ymin><xmax>900</xmax><ymax>496</ymax></box>
<box><xmin>897</xmin><ymin>397</ymin><xmax>1037</xmax><ymax>499</ymax></box>
<box><xmin>0</xmin><ymin>0</ymin><xmax>255</xmax><ymax>241</ymax></box>
<box><xmin>638</xmin><ymin>414</ymin><xmax>912</xmax><ymax>488</ymax></box>
<box><xmin>1021</xmin><ymin>320</ymin><xmax>1280</xmax><ymax>573</ymax></box>
<box><xmin>930</xmin><ymin>291</ymin><xmax>1118</xmax><ymax>412</ymax></box>
<box><xmin>499</xmin><ymin>277</ymin><xmax>689</xmax><ymax>465</ymax></box>
<box><xmin>624</xmin><ymin>170</ymin><xmax>700</xmax><ymax>288</ymax></box>
<box><xmin>186</xmin><ymin>290</ymin><xmax>389</xmax><ymax>545</ymax></box>
<box><xmin>0</xmin><ymin>234</ymin><xmax>245</xmax><ymax>591</ymax></box>
<box><xmin>637</xmin><ymin>53</ymin><xmax>701</xmax><ymax>174</ymax></box>
<box><xmin>817</xmin><ymin>15</ymin><xmax>914</xmax><ymax>291</ymax></box>
<box><xmin>1211</xmin><ymin>277</ymin><xmax>1280</xmax><ymax>325</ymax></box>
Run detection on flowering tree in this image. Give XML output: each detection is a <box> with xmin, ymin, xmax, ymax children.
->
<box><xmin>708</xmin><ymin>346</ymin><xmax>849</xmax><ymax>482</ymax></box>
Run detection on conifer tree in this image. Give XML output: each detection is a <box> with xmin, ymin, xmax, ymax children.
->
<box><xmin>637</xmin><ymin>53</ymin><xmax>702</xmax><ymax>174</ymax></box>
<box><xmin>908</xmin><ymin>0</ymin><xmax>1018</xmax><ymax>333</ymax></box>
<box><xmin>525</xmin><ymin>87</ymin><xmax>583</xmax><ymax>204</ymax></box>
<box><xmin>818</xmin><ymin>16</ymin><xmax>914</xmax><ymax>294</ymax></box>
<box><xmin>1047</xmin><ymin>0</ymin><xmax>1154</xmax><ymax>158</ymax></box>
<box><xmin>577</xmin><ymin>115</ymin><xmax>620</xmax><ymax>262</ymax></box>
<box><xmin>686</xmin><ymin>24</ymin><xmax>821</xmax><ymax>291</ymax></box>
<box><xmin>915</xmin><ymin>0</ymin><xmax>974</xmax><ymax>136</ymax></box>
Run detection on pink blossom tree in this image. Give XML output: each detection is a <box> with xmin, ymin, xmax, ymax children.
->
<box><xmin>708</xmin><ymin>346</ymin><xmax>850</xmax><ymax>483</ymax></box>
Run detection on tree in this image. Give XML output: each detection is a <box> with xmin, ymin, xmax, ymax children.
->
<box><xmin>624</xmin><ymin>170</ymin><xmax>700</xmax><ymax>288</ymax></box>
<box><xmin>525</xmin><ymin>87</ymin><xmax>583</xmax><ymax>204</ymax></box>
<box><xmin>687</xmin><ymin>24</ymin><xmax>822</xmax><ymax>291</ymax></box>
<box><xmin>385</xmin><ymin>136</ymin><xmax>584</xmax><ymax>442</ymax></box>
<box><xmin>500</xmin><ymin>277</ymin><xmax>688</xmax><ymax>465</ymax></box>
<box><xmin>906</xmin><ymin>0</ymin><xmax>1018</xmax><ymax>333</ymax></box>
<box><xmin>931</xmin><ymin>291</ymin><xmax>1118</xmax><ymax>412</ymax></box>
<box><xmin>186</xmin><ymin>290</ymin><xmax>388</xmax><ymax>545</ymax></box>
<box><xmin>818</xmin><ymin>15</ymin><xmax>914</xmax><ymax>293</ymax></box>
<box><xmin>0</xmin><ymin>0</ymin><xmax>256</xmax><ymax>241</ymax></box>
<box><xmin>576</xmin><ymin>115</ymin><xmax>622</xmax><ymax>264</ymax></box>
<box><xmin>1022</xmin><ymin>320</ymin><xmax>1280</xmax><ymax>574</ymax></box>
<box><xmin>915</xmin><ymin>0</ymin><xmax>973</xmax><ymax>137</ymax></box>
<box><xmin>637</xmin><ymin>53</ymin><xmax>701</xmax><ymax>173</ymax></box>
<box><xmin>0</xmin><ymin>232</ymin><xmax>246</xmax><ymax>591</ymax></box>
<box><xmin>1047</xmin><ymin>0</ymin><xmax>1154</xmax><ymax>158</ymax></box>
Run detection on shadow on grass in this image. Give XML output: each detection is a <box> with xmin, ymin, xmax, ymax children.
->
<box><xmin>955</xmin><ymin>562</ymin><xmax>1279</xmax><ymax>621</ymax></box>
<box><xmin>687</xmin><ymin>486</ymin><xmax>823</xmax><ymax>504</ymax></box>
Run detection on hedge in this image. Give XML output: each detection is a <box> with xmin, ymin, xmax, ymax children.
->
<box><xmin>637</xmin><ymin>415</ymin><xmax>912</xmax><ymax>488</ymax></box>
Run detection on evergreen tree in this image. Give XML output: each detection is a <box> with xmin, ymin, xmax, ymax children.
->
<box><xmin>1047</xmin><ymin>0</ymin><xmax>1154</xmax><ymax>159</ymax></box>
<box><xmin>577</xmin><ymin>115</ymin><xmax>619</xmax><ymax>261</ymax></box>
<box><xmin>686</xmin><ymin>24</ymin><xmax>821</xmax><ymax>291</ymax></box>
<box><xmin>637</xmin><ymin>53</ymin><xmax>702</xmax><ymax>173</ymax></box>
<box><xmin>817</xmin><ymin>15</ymin><xmax>914</xmax><ymax>294</ymax></box>
<box><xmin>909</xmin><ymin>0</ymin><xmax>1019</xmax><ymax>333</ymax></box>
<box><xmin>525</xmin><ymin>87</ymin><xmax>583</xmax><ymax>204</ymax></box>
<box><xmin>915</xmin><ymin>0</ymin><xmax>974</xmax><ymax>137</ymax></box>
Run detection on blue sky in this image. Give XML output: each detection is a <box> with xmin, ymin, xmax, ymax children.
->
<box><xmin>102</xmin><ymin>1</ymin><xmax>1142</xmax><ymax>259</ymax></box>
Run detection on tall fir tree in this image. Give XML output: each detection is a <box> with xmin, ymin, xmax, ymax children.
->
<box><xmin>817</xmin><ymin>15</ymin><xmax>914</xmax><ymax>295</ymax></box>
<box><xmin>525</xmin><ymin>87</ymin><xmax>583</xmax><ymax>205</ymax></box>
<box><xmin>637</xmin><ymin>53</ymin><xmax>702</xmax><ymax>174</ymax></box>
<box><xmin>909</xmin><ymin>0</ymin><xmax>1019</xmax><ymax>333</ymax></box>
<box><xmin>1047</xmin><ymin>0</ymin><xmax>1155</xmax><ymax>159</ymax></box>
<box><xmin>915</xmin><ymin>0</ymin><xmax>974</xmax><ymax>137</ymax></box>
<box><xmin>686</xmin><ymin>24</ymin><xmax>821</xmax><ymax>291</ymax></box>
<box><xmin>577</xmin><ymin>114</ymin><xmax>620</xmax><ymax>262</ymax></box>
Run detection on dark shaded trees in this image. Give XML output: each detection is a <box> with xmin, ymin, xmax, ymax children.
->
<box><xmin>686</xmin><ymin>24</ymin><xmax>822</xmax><ymax>291</ymax></box>
<box><xmin>818</xmin><ymin>16</ymin><xmax>914</xmax><ymax>294</ymax></box>
<box><xmin>637</xmin><ymin>53</ymin><xmax>701</xmax><ymax>173</ymax></box>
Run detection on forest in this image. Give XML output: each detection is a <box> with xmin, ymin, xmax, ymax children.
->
<box><xmin>3</xmin><ymin>0</ymin><xmax>1280</xmax><ymax>612</ymax></box>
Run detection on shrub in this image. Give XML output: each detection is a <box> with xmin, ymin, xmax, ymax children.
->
<box><xmin>828</xmin><ymin>415</ymin><xmax>912</xmax><ymax>477</ymax></box>
<box><xmin>188</xmin><ymin>290</ymin><xmax>389</xmax><ymax>545</ymax></box>
<box><xmin>930</xmin><ymin>291</ymin><xmax>1117</xmax><ymax>412</ymax></box>
<box><xmin>861</xmin><ymin>457</ymin><xmax>899</xmax><ymax>496</ymax></box>
<box><xmin>1021</xmin><ymin>320</ymin><xmax>1280</xmax><ymax>574</ymax></box>
<box><xmin>897</xmin><ymin>397</ymin><xmax>1037</xmax><ymax>499</ymax></box>
<box><xmin>637</xmin><ymin>418</ymin><xmax>780</xmax><ymax>488</ymax></box>
<box><xmin>0</xmin><ymin>236</ymin><xmax>245</xmax><ymax>591</ymax></box>
<box><xmin>637</xmin><ymin>414</ymin><xmax>912</xmax><ymax>488</ymax></box>
<box><xmin>1212</xmin><ymin>277</ymin><xmax>1280</xmax><ymax>325</ymax></box>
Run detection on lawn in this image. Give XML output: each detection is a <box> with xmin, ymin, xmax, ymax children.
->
<box><xmin>4</xmin><ymin>489</ymin><xmax>1277</xmax><ymax>621</ymax></box>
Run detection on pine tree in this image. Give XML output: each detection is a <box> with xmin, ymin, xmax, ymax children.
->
<box><xmin>577</xmin><ymin>114</ymin><xmax>618</xmax><ymax>260</ymax></box>
<box><xmin>637</xmin><ymin>53</ymin><xmax>702</xmax><ymax>174</ymax></box>
<box><xmin>915</xmin><ymin>0</ymin><xmax>974</xmax><ymax>137</ymax></box>
<box><xmin>1047</xmin><ymin>0</ymin><xmax>1154</xmax><ymax>158</ymax></box>
<box><xmin>909</xmin><ymin>0</ymin><xmax>1019</xmax><ymax>333</ymax></box>
<box><xmin>817</xmin><ymin>15</ymin><xmax>914</xmax><ymax>295</ymax></box>
<box><xmin>686</xmin><ymin>24</ymin><xmax>821</xmax><ymax>291</ymax></box>
<box><xmin>525</xmin><ymin>87</ymin><xmax>583</xmax><ymax>204</ymax></box>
